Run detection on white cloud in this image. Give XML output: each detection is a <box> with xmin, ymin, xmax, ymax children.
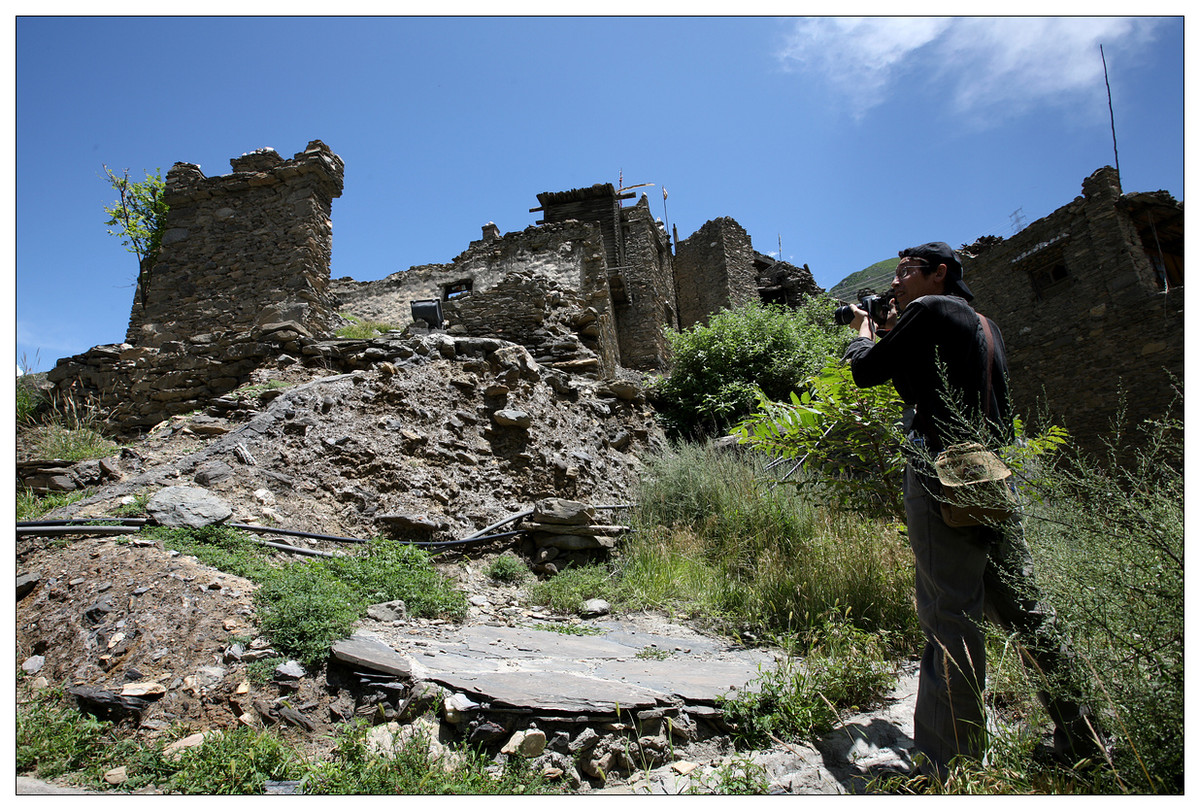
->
<box><xmin>777</xmin><ymin>17</ymin><xmax>1165</xmax><ymax>125</ymax></box>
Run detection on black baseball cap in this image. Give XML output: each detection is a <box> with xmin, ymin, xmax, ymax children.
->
<box><xmin>899</xmin><ymin>242</ymin><xmax>974</xmax><ymax>301</ymax></box>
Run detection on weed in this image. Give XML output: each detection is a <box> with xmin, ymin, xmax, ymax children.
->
<box><xmin>719</xmin><ymin>612</ymin><xmax>896</xmax><ymax>749</ymax></box>
<box><xmin>235</xmin><ymin>379</ymin><xmax>291</xmax><ymax>399</ymax></box>
<box><xmin>335</xmin><ymin>313</ymin><xmax>401</xmax><ymax>340</ymax></box>
<box><xmin>142</xmin><ymin>524</ymin><xmax>276</xmax><ymax>583</ymax></box>
<box><xmin>139</xmin><ymin>529</ymin><xmax>466</xmax><ymax>668</ymax></box>
<box><xmin>304</xmin><ymin>719</ymin><xmax>560</xmax><ymax>794</ymax></box>
<box><xmin>111</xmin><ymin>491</ymin><xmax>151</xmax><ymax>518</ymax></box>
<box><xmin>485</xmin><ymin>552</ymin><xmax>528</xmax><ymax>584</ymax></box>
<box><xmin>532</xmin><ymin>622</ymin><xmax>605</xmax><ymax>636</ymax></box>
<box><xmin>27</xmin><ymin>424</ymin><xmax>119</xmax><ymax>462</ymax></box>
<box><xmin>620</xmin><ymin>441</ymin><xmax>918</xmax><ymax>646</ymax></box>
<box><xmin>157</xmin><ymin>727</ymin><xmax>305</xmax><ymax>794</ymax></box>
<box><xmin>526</xmin><ymin>563</ymin><xmax>616</xmax><ymax>616</ymax></box>
<box><xmin>16</xmin><ymin>488</ymin><xmax>93</xmax><ymax>521</ymax></box>
<box><xmin>16</xmin><ymin>686</ymin><xmax>110</xmax><ymax>780</ymax></box>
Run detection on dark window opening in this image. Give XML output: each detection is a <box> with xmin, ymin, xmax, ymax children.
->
<box><xmin>443</xmin><ymin>280</ymin><xmax>473</xmax><ymax>301</ymax></box>
<box><xmin>1028</xmin><ymin>258</ymin><xmax>1070</xmax><ymax>300</ymax></box>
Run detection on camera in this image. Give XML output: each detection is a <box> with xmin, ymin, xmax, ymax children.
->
<box><xmin>835</xmin><ymin>292</ymin><xmax>895</xmax><ymax>328</ymax></box>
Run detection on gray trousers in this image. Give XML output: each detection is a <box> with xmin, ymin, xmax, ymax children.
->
<box><xmin>903</xmin><ymin>465</ymin><xmax>1090</xmax><ymax>776</ymax></box>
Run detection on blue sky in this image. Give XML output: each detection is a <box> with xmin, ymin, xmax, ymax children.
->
<box><xmin>10</xmin><ymin>15</ymin><xmax>1185</xmax><ymax>373</ymax></box>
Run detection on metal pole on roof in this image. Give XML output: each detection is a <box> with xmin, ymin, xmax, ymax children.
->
<box><xmin>1101</xmin><ymin>44</ymin><xmax>1121</xmax><ymax>186</ymax></box>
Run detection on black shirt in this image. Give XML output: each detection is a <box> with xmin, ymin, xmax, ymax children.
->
<box><xmin>843</xmin><ymin>294</ymin><xmax>1013</xmax><ymax>452</ymax></box>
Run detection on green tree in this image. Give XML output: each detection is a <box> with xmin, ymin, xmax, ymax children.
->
<box><xmin>102</xmin><ymin>165</ymin><xmax>168</xmax><ymax>310</ymax></box>
<box><xmin>651</xmin><ymin>298</ymin><xmax>849</xmax><ymax>439</ymax></box>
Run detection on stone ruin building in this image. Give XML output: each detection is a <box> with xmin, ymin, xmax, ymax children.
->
<box><xmin>43</xmin><ymin>143</ymin><xmax>1181</xmax><ymax>467</ymax></box>
<box><xmin>963</xmin><ymin>166</ymin><xmax>1183</xmax><ymax>460</ymax></box>
<box><xmin>44</xmin><ymin>141</ymin><xmax>822</xmax><ymax>439</ymax></box>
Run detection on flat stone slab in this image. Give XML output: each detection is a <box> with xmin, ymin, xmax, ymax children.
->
<box><xmin>355</xmin><ymin>614</ymin><xmax>778</xmax><ymax>715</ymax></box>
<box><xmin>330</xmin><ymin>634</ymin><xmax>413</xmax><ymax>678</ymax></box>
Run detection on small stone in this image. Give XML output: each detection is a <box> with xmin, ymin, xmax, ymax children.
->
<box><xmin>581</xmin><ymin>599</ymin><xmax>611</xmax><ymax>617</ymax></box>
<box><xmin>121</xmin><ymin>681</ymin><xmax>166</xmax><ymax>698</ymax></box>
<box><xmin>103</xmin><ymin>766</ymin><xmax>128</xmax><ymax>785</ymax></box>
<box><xmin>492</xmin><ymin>409</ymin><xmax>532</xmax><ymax>428</ymax></box>
<box><xmin>164</xmin><ymin>731</ymin><xmax>216</xmax><ymax>761</ymax></box>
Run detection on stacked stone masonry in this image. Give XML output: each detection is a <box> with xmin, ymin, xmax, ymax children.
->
<box><xmin>126</xmin><ymin>140</ymin><xmax>344</xmax><ymax>349</ymax></box>
<box><xmin>43</xmin><ymin>141</ymin><xmax>1179</xmax><ymax>459</ymax></box>
<box><xmin>964</xmin><ymin>166</ymin><xmax>1183</xmax><ymax>460</ymax></box>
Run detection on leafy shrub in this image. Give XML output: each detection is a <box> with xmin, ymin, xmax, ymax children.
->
<box><xmin>734</xmin><ymin>360</ymin><xmax>906</xmax><ymax>519</ymax></box>
<box><xmin>651</xmin><ymin>299</ymin><xmax>849</xmax><ymax>439</ymax></box>
<box><xmin>486</xmin><ymin>552</ymin><xmax>528</xmax><ymax>584</ymax></box>
<box><xmin>255</xmin><ymin>562</ymin><xmax>363</xmax><ymax>668</ymax></box>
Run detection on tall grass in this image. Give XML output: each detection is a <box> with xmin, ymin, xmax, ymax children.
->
<box><xmin>621</xmin><ymin>441</ymin><xmax>918</xmax><ymax>646</ymax></box>
<box><xmin>1018</xmin><ymin>411</ymin><xmax>1184</xmax><ymax>793</ymax></box>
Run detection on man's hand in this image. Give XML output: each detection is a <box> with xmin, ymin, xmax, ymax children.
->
<box><xmin>848</xmin><ymin>305</ymin><xmax>875</xmax><ymax>339</ymax></box>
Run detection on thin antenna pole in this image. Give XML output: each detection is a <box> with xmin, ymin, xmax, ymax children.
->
<box><xmin>1101</xmin><ymin>44</ymin><xmax>1121</xmax><ymax>184</ymax></box>
<box><xmin>661</xmin><ymin>186</ymin><xmax>670</xmax><ymax>243</ymax></box>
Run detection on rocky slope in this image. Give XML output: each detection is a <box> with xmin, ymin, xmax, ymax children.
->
<box><xmin>16</xmin><ymin>333</ymin><xmax>919</xmax><ymax>794</ymax></box>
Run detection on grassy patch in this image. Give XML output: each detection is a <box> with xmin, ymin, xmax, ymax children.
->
<box><xmin>26</xmin><ymin>424</ymin><xmax>119</xmax><ymax>461</ymax></box>
<box><xmin>16</xmin><ymin>488</ymin><xmax>94</xmax><ymax>521</ymax></box>
<box><xmin>336</xmin><ymin>313</ymin><xmax>401</xmax><ymax>340</ymax></box>
<box><xmin>485</xmin><ymin>552</ymin><xmax>528</xmax><ymax>584</ymax></box>
<box><xmin>304</xmin><ymin>719</ymin><xmax>560</xmax><ymax>794</ymax></box>
<box><xmin>526</xmin><ymin>563</ymin><xmax>616</xmax><ymax>616</ymax></box>
<box><xmin>620</xmin><ymin>441</ymin><xmax>918</xmax><ymax>645</ymax></box>
<box><xmin>718</xmin><ymin>611</ymin><xmax>897</xmax><ymax>748</ymax></box>
<box><xmin>532</xmin><ymin>622</ymin><xmax>605</xmax><ymax>636</ymax></box>
<box><xmin>141</xmin><ymin>528</ymin><xmax>467</xmax><ymax>669</ymax></box>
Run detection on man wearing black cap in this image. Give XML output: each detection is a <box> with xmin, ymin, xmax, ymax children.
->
<box><xmin>842</xmin><ymin>242</ymin><xmax>1102</xmax><ymax>780</ymax></box>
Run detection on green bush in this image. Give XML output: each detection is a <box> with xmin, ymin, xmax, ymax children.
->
<box><xmin>255</xmin><ymin>562</ymin><xmax>363</xmax><ymax>668</ymax></box>
<box><xmin>651</xmin><ymin>299</ymin><xmax>849</xmax><ymax>439</ymax></box>
<box><xmin>486</xmin><ymin>552</ymin><xmax>528</xmax><ymax>584</ymax></box>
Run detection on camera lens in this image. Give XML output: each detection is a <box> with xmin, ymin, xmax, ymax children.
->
<box><xmin>834</xmin><ymin>305</ymin><xmax>854</xmax><ymax>326</ymax></box>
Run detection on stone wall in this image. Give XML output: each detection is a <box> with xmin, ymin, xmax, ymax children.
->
<box><xmin>444</xmin><ymin>268</ymin><xmax>618</xmax><ymax>379</ymax></box>
<box><xmin>673</xmin><ymin>217</ymin><xmax>758</xmax><ymax>329</ymax></box>
<box><xmin>44</xmin><ymin>325</ymin><xmax>304</xmax><ymax>437</ymax></box>
<box><xmin>329</xmin><ymin>220</ymin><xmax>619</xmax><ymax>373</ymax></box>
<box><xmin>612</xmin><ymin>196</ymin><xmax>677</xmax><ymax>370</ymax></box>
<box><xmin>126</xmin><ymin>140</ymin><xmax>344</xmax><ymax>348</ymax></box>
<box><xmin>964</xmin><ymin>166</ymin><xmax>1184</xmax><ymax>460</ymax></box>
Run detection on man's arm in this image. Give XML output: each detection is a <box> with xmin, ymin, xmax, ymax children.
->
<box><xmin>843</xmin><ymin>300</ymin><xmax>929</xmax><ymax>388</ymax></box>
